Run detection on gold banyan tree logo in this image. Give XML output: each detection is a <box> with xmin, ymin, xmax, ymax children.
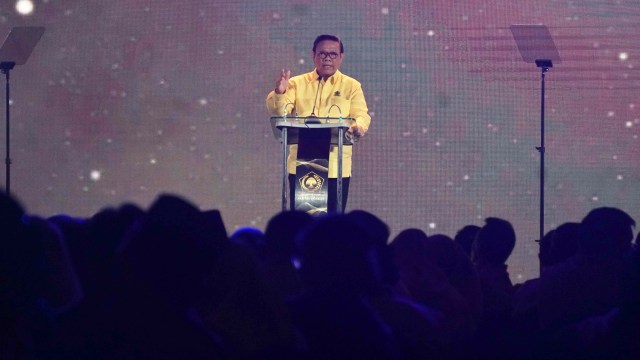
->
<box><xmin>299</xmin><ymin>172</ymin><xmax>324</xmax><ymax>192</ymax></box>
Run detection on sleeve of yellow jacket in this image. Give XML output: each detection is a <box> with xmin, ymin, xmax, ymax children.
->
<box><xmin>266</xmin><ymin>70</ymin><xmax>371</xmax><ymax>178</ymax></box>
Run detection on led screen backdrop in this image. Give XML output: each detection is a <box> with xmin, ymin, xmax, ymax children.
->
<box><xmin>2</xmin><ymin>0</ymin><xmax>639</xmax><ymax>281</ymax></box>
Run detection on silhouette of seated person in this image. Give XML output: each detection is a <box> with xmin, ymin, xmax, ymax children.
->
<box><xmin>199</xmin><ymin>214</ymin><xmax>297</xmax><ymax>358</ymax></box>
<box><xmin>110</xmin><ymin>194</ymin><xmax>227</xmax><ymax>359</ymax></box>
<box><xmin>0</xmin><ymin>192</ymin><xmax>82</xmax><ymax>359</ymax></box>
<box><xmin>289</xmin><ymin>214</ymin><xmax>400</xmax><ymax>359</ymax></box>
<box><xmin>391</xmin><ymin>229</ymin><xmax>476</xmax><ymax>352</ymax></box>
<box><xmin>547</xmin><ymin>222</ymin><xmax>581</xmax><ymax>269</ymax></box>
<box><xmin>425</xmin><ymin>234</ymin><xmax>483</xmax><ymax>334</ymax></box>
<box><xmin>513</xmin><ymin>222</ymin><xmax>581</xmax><ymax>313</ymax></box>
<box><xmin>469</xmin><ymin>217</ymin><xmax>518</xmax><ymax>358</ymax></box>
<box><xmin>548</xmin><ymin>244</ymin><xmax>640</xmax><ymax>359</ymax></box>
<box><xmin>472</xmin><ymin>217</ymin><xmax>516</xmax><ymax>320</ymax></box>
<box><xmin>539</xmin><ymin>207</ymin><xmax>636</xmax><ymax>332</ymax></box>
<box><xmin>454</xmin><ymin>224</ymin><xmax>481</xmax><ymax>259</ymax></box>
<box><xmin>53</xmin><ymin>204</ymin><xmax>146</xmax><ymax>358</ymax></box>
<box><xmin>263</xmin><ymin>210</ymin><xmax>314</xmax><ymax>302</ymax></box>
<box><xmin>510</xmin><ymin>222</ymin><xmax>583</xmax><ymax>359</ymax></box>
<box><xmin>230</xmin><ymin>226</ymin><xmax>267</xmax><ymax>263</ymax></box>
<box><xmin>348</xmin><ymin>211</ymin><xmax>445</xmax><ymax>358</ymax></box>
<box><xmin>347</xmin><ymin>210</ymin><xmax>397</xmax><ymax>287</ymax></box>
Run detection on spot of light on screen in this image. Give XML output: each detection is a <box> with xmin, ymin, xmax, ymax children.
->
<box><xmin>90</xmin><ymin>170</ymin><xmax>101</xmax><ymax>182</ymax></box>
<box><xmin>15</xmin><ymin>0</ymin><xmax>34</xmax><ymax>16</ymax></box>
<box><xmin>619</xmin><ymin>52</ymin><xmax>629</xmax><ymax>61</ymax></box>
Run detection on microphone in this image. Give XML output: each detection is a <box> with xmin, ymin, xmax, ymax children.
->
<box><xmin>328</xmin><ymin>104</ymin><xmax>354</xmax><ymax>143</ymax></box>
<box><xmin>283</xmin><ymin>102</ymin><xmax>295</xmax><ymax>118</ymax></box>
<box><xmin>326</xmin><ymin>104</ymin><xmax>342</xmax><ymax>120</ymax></box>
<box><xmin>306</xmin><ymin>76</ymin><xmax>323</xmax><ymax>124</ymax></box>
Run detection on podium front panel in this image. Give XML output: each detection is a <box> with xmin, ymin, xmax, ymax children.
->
<box><xmin>270</xmin><ymin>117</ymin><xmax>354</xmax><ymax>214</ymax></box>
<box><xmin>293</xmin><ymin>128</ymin><xmax>331</xmax><ymax>214</ymax></box>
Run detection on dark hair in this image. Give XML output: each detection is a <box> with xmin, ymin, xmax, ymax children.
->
<box><xmin>473</xmin><ymin>217</ymin><xmax>516</xmax><ymax>265</ymax></box>
<box><xmin>312</xmin><ymin>34</ymin><xmax>344</xmax><ymax>53</ymax></box>
<box><xmin>580</xmin><ymin>207</ymin><xmax>635</xmax><ymax>255</ymax></box>
<box><xmin>454</xmin><ymin>224</ymin><xmax>481</xmax><ymax>258</ymax></box>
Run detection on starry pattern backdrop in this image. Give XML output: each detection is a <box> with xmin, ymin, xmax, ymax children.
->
<box><xmin>1</xmin><ymin>0</ymin><xmax>639</xmax><ymax>282</ymax></box>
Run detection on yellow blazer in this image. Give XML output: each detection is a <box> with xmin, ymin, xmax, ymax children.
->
<box><xmin>266</xmin><ymin>70</ymin><xmax>371</xmax><ymax>178</ymax></box>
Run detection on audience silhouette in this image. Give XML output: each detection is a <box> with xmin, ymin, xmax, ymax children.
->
<box><xmin>454</xmin><ymin>224</ymin><xmax>480</xmax><ymax>258</ymax></box>
<box><xmin>1</xmin><ymin>190</ymin><xmax>638</xmax><ymax>359</ymax></box>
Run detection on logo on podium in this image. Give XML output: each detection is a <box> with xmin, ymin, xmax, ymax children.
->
<box><xmin>299</xmin><ymin>171</ymin><xmax>324</xmax><ymax>192</ymax></box>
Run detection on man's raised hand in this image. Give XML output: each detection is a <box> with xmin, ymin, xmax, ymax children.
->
<box><xmin>275</xmin><ymin>69</ymin><xmax>291</xmax><ymax>94</ymax></box>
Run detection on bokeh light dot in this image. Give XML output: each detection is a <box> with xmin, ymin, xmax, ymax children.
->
<box><xmin>15</xmin><ymin>0</ymin><xmax>34</xmax><ymax>15</ymax></box>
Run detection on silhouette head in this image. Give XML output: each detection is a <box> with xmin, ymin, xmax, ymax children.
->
<box><xmin>297</xmin><ymin>214</ymin><xmax>377</xmax><ymax>292</ymax></box>
<box><xmin>580</xmin><ymin>207</ymin><xmax>635</xmax><ymax>257</ymax></box>
<box><xmin>472</xmin><ymin>217</ymin><xmax>516</xmax><ymax>265</ymax></box>
<box><xmin>454</xmin><ymin>225</ymin><xmax>481</xmax><ymax>258</ymax></box>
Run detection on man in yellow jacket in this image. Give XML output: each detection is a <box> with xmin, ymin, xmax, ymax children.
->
<box><xmin>266</xmin><ymin>34</ymin><xmax>371</xmax><ymax>212</ymax></box>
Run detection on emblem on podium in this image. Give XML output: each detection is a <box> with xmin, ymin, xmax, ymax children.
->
<box><xmin>299</xmin><ymin>171</ymin><xmax>324</xmax><ymax>192</ymax></box>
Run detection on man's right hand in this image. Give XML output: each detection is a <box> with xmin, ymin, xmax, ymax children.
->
<box><xmin>275</xmin><ymin>69</ymin><xmax>291</xmax><ymax>94</ymax></box>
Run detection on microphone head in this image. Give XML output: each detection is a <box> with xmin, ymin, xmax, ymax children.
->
<box><xmin>305</xmin><ymin>115</ymin><xmax>321</xmax><ymax>124</ymax></box>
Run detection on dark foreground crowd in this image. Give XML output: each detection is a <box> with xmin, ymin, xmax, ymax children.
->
<box><xmin>1</xmin><ymin>190</ymin><xmax>638</xmax><ymax>359</ymax></box>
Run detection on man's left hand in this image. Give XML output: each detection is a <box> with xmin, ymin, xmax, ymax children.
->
<box><xmin>348</xmin><ymin>124</ymin><xmax>365</xmax><ymax>138</ymax></box>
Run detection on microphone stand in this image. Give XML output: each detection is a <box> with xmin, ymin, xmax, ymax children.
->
<box><xmin>1</xmin><ymin>61</ymin><xmax>15</xmax><ymax>194</ymax></box>
<box><xmin>535</xmin><ymin>59</ymin><xmax>552</xmax><ymax>247</ymax></box>
<box><xmin>510</xmin><ymin>25</ymin><xmax>560</xmax><ymax>275</ymax></box>
<box><xmin>306</xmin><ymin>76</ymin><xmax>323</xmax><ymax>124</ymax></box>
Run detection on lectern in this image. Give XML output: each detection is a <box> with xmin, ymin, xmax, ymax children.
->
<box><xmin>270</xmin><ymin>116</ymin><xmax>355</xmax><ymax>214</ymax></box>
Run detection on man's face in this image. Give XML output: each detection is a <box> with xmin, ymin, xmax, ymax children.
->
<box><xmin>313</xmin><ymin>40</ymin><xmax>343</xmax><ymax>79</ymax></box>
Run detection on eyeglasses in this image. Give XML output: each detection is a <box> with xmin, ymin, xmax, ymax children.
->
<box><xmin>315</xmin><ymin>51</ymin><xmax>340</xmax><ymax>60</ymax></box>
